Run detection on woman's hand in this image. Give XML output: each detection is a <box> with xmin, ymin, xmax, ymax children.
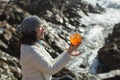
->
<box><xmin>67</xmin><ymin>43</ymin><xmax>82</xmax><ymax>56</ymax></box>
<box><xmin>70</xmin><ymin>50</ymin><xmax>82</xmax><ymax>56</ymax></box>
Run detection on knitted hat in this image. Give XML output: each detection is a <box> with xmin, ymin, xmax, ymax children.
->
<box><xmin>16</xmin><ymin>15</ymin><xmax>42</xmax><ymax>35</ymax></box>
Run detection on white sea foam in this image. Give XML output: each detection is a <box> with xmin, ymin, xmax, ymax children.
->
<box><xmin>67</xmin><ymin>0</ymin><xmax>120</xmax><ymax>74</ymax></box>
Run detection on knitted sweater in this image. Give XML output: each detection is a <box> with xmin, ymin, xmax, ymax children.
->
<box><xmin>20</xmin><ymin>43</ymin><xmax>71</xmax><ymax>80</ymax></box>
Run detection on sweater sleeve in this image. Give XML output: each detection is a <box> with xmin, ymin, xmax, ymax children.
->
<box><xmin>28</xmin><ymin>47</ymin><xmax>71</xmax><ymax>75</ymax></box>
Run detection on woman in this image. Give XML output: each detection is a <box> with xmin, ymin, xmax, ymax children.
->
<box><xmin>17</xmin><ymin>15</ymin><xmax>81</xmax><ymax>80</ymax></box>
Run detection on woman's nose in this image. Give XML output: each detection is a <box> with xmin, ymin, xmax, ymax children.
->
<box><xmin>42</xmin><ymin>27</ymin><xmax>44</xmax><ymax>30</ymax></box>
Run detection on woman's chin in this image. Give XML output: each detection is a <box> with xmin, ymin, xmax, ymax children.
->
<box><xmin>40</xmin><ymin>35</ymin><xmax>44</xmax><ymax>39</ymax></box>
<box><xmin>38</xmin><ymin>32</ymin><xmax>45</xmax><ymax>40</ymax></box>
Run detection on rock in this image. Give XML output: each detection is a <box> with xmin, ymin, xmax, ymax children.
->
<box><xmin>87</xmin><ymin>3</ymin><xmax>105</xmax><ymax>13</ymax></box>
<box><xmin>97</xmin><ymin>69</ymin><xmax>120</xmax><ymax>80</ymax></box>
<box><xmin>98</xmin><ymin>23</ymin><xmax>120</xmax><ymax>72</ymax></box>
<box><xmin>0</xmin><ymin>2</ymin><xmax>28</xmax><ymax>79</ymax></box>
<box><xmin>0</xmin><ymin>50</ymin><xmax>21</xmax><ymax>80</ymax></box>
<box><xmin>16</xmin><ymin>0</ymin><xmax>105</xmax><ymax>26</ymax></box>
<box><xmin>0</xmin><ymin>12</ymin><xmax>7</xmax><ymax>21</ymax></box>
<box><xmin>0</xmin><ymin>1</ymin><xmax>30</xmax><ymax>58</ymax></box>
<box><xmin>77</xmin><ymin>73</ymin><xmax>99</xmax><ymax>80</ymax></box>
<box><xmin>107</xmin><ymin>23</ymin><xmax>120</xmax><ymax>42</ymax></box>
<box><xmin>53</xmin><ymin>68</ymin><xmax>76</xmax><ymax>79</ymax></box>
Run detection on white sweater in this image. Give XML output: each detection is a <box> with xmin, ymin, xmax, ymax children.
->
<box><xmin>20</xmin><ymin>43</ymin><xmax>71</xmax><ymax>80</ymax></box>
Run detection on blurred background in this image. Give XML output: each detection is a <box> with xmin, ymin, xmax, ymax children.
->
<box><xmin>0</xmin><ymin>0</ymin><xmax>120</xmax><ymax>80</ymax></box>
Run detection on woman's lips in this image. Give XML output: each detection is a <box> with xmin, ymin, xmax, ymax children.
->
<box><xmin>41</xmin><ymin>29</ymin><xmax>45</xmax><ymax>35</ymax></box>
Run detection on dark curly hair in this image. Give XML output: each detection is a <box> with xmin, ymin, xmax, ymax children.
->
<box><xmin>20</xmin><ymin>30</ymin><xmax>38</xmax><ymax>45</ymax></box>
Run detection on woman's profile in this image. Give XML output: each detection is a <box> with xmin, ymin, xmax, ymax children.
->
<box><xmin>16</xmin><ymin>15</ymin><xmax>82</xmax><ymax>80</ymax></box>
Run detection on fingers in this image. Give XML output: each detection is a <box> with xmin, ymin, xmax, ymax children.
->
<box><xmin>76</xmin><ymin>42</ymin><xmax>81</xmax><ymax>47</ymax></box>
<box><xmin>69</xmin><ymin>44</ymin><xmax>79</xmax><ymax>51</ymax></box>
<box><xmin>69</xmin><ymin>44</ymin><xmax>74</xmax><ymax>49</ymax></box>
<box><xmin>74</xmin><ymin>51</ymin><xmax>80</xmax><ymax>56</ymax></box>
<box><xmin>70</xmin><ymin>51</ymin><xmax>82</xmax><ymax>56</ymax></box>
<box><xmin>68</xmin><ymin>43</ymin><xmax>81</xmax><ymax>54</ymax></box>
<box><xmin>73</xmin><ymin>43</ymin><xmax>80</xmax><ymax>49</ymax></box>
<box><xmin>70</xmin><ymin>43</ymin><xmax>74</xmax><ymax>47</ymax></box>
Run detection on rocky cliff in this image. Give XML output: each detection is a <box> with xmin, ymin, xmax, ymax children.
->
<box><xmin>97</xmin><ymin>23</ymin><xmax>120</xmax><ymax>79</ymax></box>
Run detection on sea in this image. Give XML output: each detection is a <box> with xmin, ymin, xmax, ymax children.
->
<box><xmin>66</xmin><ymin>0</ymin><xmax>120</xmax><ymax>75</ymax></box>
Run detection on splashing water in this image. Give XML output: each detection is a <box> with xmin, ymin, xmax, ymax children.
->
<box><xmin>67</xmin><ymin>0</ymin><xmax>120</xmax><ymax>74</ymax></box>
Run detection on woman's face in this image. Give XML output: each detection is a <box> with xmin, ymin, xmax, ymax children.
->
<box><xmin>35</xmin><ymin>24</ymin><xmax>45</xmax><ymax>40</ymax></box>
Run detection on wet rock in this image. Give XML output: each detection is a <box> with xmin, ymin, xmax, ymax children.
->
<box><xmin>77</xmin><ymin>73</ymin><xmax>99</xmax><ymax>80</ymax></box>
<box><xmin>97</xmin><ymin>69</ymin><xmax>120</xmax><ymax>80</ymax></box>
<box><xmin>98</xmin><ymin>23</ymin><xmax>120</xmax><ymax>72</ymax></box>
<box><xmin>87</xmin><ymin>3</ymin><xmax>105</xmax><ymax>13</ymax></box>
<box><xmin>106</xmin><ymin>23</ymin><xmax>120</xmax><ymax>42</ymax></box>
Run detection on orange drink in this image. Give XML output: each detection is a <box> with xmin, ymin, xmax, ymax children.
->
<box><xmin>70</xmin><ymin>33</ymin><xmax>82</xmax><ymax>46</ymax></box>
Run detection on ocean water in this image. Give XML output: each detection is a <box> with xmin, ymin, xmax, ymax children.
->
<box><xmin>66</xmin><ymin>0</ymin><xmax>120</xmax><ymax>74</ymax></box>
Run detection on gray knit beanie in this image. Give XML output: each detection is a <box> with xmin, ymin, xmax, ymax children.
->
<box><xmin>16</xmin><ymin>15</ymin><xmax>42</xmax><ymax>35</ymax></box>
